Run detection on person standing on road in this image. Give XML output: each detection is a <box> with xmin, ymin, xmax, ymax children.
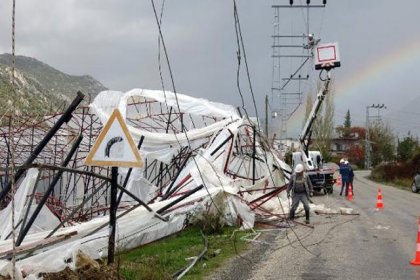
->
<box><xmin>339</xmin><ymin>159</ymin><xmax>350</xmax><ymax>196</ymax></box>
<box><xmin>338</xmin><ymin>158</ymin><xmax>344</xmax><ymax>184</ymax></box>
<box><xmin>346</xmin><ymin>160</ymin><xmax>354</xmax><ymax>195</ymax></box>
<box><xmin>287</xmin><ymin>163</ymin><xmax>313</xmax><ymax>224</ymax></box>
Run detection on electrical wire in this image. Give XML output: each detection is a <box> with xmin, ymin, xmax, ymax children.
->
<box><xmin>150</xmin><ymin>0</ymin><xmax>226</xmax><ymax>221</ymax></box>
<box><xmin>232</xmin><ymin>0</ymin><xmax>260</xmax><ymax>131</ymax></box>
<box><xmin>150</xmin><ymin>0</ymin><xmax>330</xmax><ymax>262</ymax></box>
<box><xmin>229</xmin><ymin>0</ymin><xmax>319</xmax><ymax>261</ymax></box>
<box><xmin>157</xmin><ymin>0</ymin><xmax>167</xmax><ymax>93</ymax></box>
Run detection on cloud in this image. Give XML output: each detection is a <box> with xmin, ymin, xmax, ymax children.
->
<box><xmin>1</xmin><ymin>0</ymin><xmax>420</xmax><ymax>137</ymax></box>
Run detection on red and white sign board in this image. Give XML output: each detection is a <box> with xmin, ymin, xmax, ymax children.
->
<box><xmin>315</xmin><ymin>42</ymin><xmax>341</xmax><ymax>70</ymax></box>
<box><xmin>85</xmin><ymin>109</ymin><xmax>143</xmax><ymax>168</ymax></box>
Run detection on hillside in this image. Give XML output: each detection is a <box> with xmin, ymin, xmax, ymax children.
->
<box><xmin>0</xmin><ymin>53</ymin><xmax>107</xmax><ymax>115</ymax></box>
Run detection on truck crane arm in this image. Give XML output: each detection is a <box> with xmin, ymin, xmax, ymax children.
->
<box><xmin>298</xmin><ymin>70</ymin><xmax>331</xmax><ymax>170</ymax></box>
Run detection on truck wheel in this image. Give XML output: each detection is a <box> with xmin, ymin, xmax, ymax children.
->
<box><xmin>412</xmin><ymin>182</ymin><xmax>419</xmax><ymax>193</ymax></box>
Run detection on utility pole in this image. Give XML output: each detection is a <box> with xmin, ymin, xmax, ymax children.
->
<box><xmin>270</xmin><ymin>1</ymin><xmax>326</xmax><ymax>154</ymax></box>
<box><xmin>364</xmin><ymin>104</ymin><xmax>386</xmax><ymax>169</ymax></box>
<box><xmin>265</xmin><ymin>94</ymin><xmax>269</xmax><ymax>139</ymax></box>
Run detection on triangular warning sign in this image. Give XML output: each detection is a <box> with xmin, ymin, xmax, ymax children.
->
<box><xmin>85</xmin><ymin>109</ymin><xmax>143</xmax><ymax>168</ymax></box>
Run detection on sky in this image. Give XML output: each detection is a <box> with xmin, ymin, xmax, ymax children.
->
<box><xmin>0</xmin><ymin>0</ymin><xmax>419</xmax><ymax>138</ymax></box>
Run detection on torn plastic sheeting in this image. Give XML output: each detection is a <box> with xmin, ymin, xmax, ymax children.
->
<box><xmin>0</xmin><ymin>187</ymin><xmax>253</xmax><ymax>279</ymax></box>
<box><xmin>173</xmin><ymin>126</ymin><xmax>287</xmax><ymax>197</ymax></box>
<box><xmin>1</xmin><ymin>209</ymin><xmax>179</xmax><ymax>278</ymax></box>
<box><xmin>161</xmin><ymin>127</ymin><xmax>239</xmax><ymax>195</ymax></box>
<box><xmin>273</xmin><ymin>155</ymin><xmax>292</xmax><ymax>183</ymax></box>
<box><xmin>0</xmin><ymin>168</ymin><xmax>39</xmax><ymax>240</ymax></box>
<box><xmin>136</xmin><ymin>136</ymin><xmax>207</xmax><ymax>165</ymax></box>
<box><xmin>90</xmin><ymin>89</ymin><xmax>240</xmax><ymax>129</ymax></box>
<box><xmin>0</xmin><ymin>89</ymin><xmax>294</xmax><ymax>278</ymax></box>
<box><xmin>227</xmin><ymin>195</ymin><xmax>255</xmax><ymax>230</ymax></box>
<box><xmin>87</xmin><ymin>90</ymin><xmax>124</xmax><ymax>124</ymax></box>
<box><xmin>90</xmin><ymin>89</ymin><xmax>242</xmax><ymax>164</ymax></box>
<box><xmin>120</xmin><ymin>177</ymin><xmax>157</xmax><ymax>206</ymax></box>
<box><xmin>24</xmin><ymin>205</ymin><xmax>61</xmax><ymax>235</ymax></box>
<box><xmin>14</xmin><ymin>214</ymin><xmax>186</xmax><ymax>279</ymax></box>
<box><xmin>119</xmin><ymin>89</ymin><xmax>240</xmax><ymax>120</ymax></box>
<box><xmin>127</xmin><ymin>118</ymin><xmax>240</xmax><ymax>164</ymax></box>
<box><xmin>129</xmin><ymin>117</ymin><xmax>239</xmax><ymax>145</ymax></box>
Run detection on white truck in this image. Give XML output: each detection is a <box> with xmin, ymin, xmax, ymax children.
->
<box><xmin>292</xmin><ymin>150</ymin><xmax>335</xmax><ymax>194</ymax></box>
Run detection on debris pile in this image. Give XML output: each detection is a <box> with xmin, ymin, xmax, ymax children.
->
<box><xmin>0</xmin><ymin>89</ymin><xmax>337</xmax><ymax>278</ymax></box>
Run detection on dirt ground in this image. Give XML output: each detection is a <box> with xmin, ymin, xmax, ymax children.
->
<box><xmin>40</xmin><ymin>251</ymin><xmax>122</xmax><ymax>280</ymax></box>
<box><xmin>41</xmin><ymin>264</ymin><xmax>121</xmax><ymax>280</ymax></box>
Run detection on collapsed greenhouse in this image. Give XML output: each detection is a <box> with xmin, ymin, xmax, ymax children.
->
<box><xmin>0</xmin><ymin>89</ymin><xmax>324</xmax><ymax>278</ymax></box>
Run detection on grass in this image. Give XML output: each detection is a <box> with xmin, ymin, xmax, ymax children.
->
<box><xmin>118</xmin><ymin>226</ymin><xmax>250</xmax><ymax>280</ymax></box>
<box><xmin>392</xmin><ymin>178</ymin><xmax>413</xmax><ymax>191</ymax></box>
<box><xmin>368</xmin><ymin>175</ymin><xmax>413</xmax><ymax>191</ymax></box>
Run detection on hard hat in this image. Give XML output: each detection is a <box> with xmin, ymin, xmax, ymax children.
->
<box><xmin>340</xmin><ymin>159</ymin><xmax>345</xmax><ymax>163</ymax></box>
<box><xmin>345</xmin><ymin>160</ymin><xmax>349</xmax><ymax>164</ymax></box>
<box><xmin>295</xmin><ymin>163</ymin><xmax>304</xmax><ymax>173</ymax></box>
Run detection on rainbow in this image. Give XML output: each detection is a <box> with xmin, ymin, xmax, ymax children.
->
<box><xmin>285</xmin><ymin>39</ymin><xmax>420</xmax><ymax>136</ymax></box>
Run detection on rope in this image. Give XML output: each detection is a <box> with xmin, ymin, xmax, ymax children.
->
<box><xmin>10</xmin><ymin>0</ymin><xmax>17</xmax><ymax>278</ymax></box>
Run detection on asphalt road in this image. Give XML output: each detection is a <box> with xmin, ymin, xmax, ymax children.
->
<box><xmin>209</xmin><ymin>171</ymin><xmax>420</xmax><ymax>280</ymax></box>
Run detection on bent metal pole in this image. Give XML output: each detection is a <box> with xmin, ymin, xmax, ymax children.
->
<box><xmin>0</xmin><ymin>91</ymin><xmax>85</xmax><ymax>202</ymax></box>
<box><xmin>15</xmin><ymin>134</ymin><xmax>83</xmax><ymax>246</ymax></box>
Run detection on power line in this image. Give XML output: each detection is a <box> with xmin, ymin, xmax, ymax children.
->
<box><xmin>150</xmin><ymin>0</ymin><xmax>226</xmax><ymax>219</ymax></box>
<box><xmin>233</xmin><ymin>0</ymin><xmax>260</xmax><ymax>129</ymax></box>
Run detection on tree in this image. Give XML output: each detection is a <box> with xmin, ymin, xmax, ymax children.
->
<box><xmin>346</xmin><ymin>144</ymin><xmax>364</xmax><ymax>167</ymax></box>
<box><xmin>303</xmin><ymin>93</ymin><xmax>313</xmax><ymax>128</ymax></box>
<box><xmin>350</xmin><ymin>126</ymin><xmax>366</xmax><ymax>139</ymax></box>
<box><xmin>313</xmin><ymin>81</ymin><xmax>335</xmax><ymax>162</ymax></box>
<box><xmin>397</xmin><ymin>135</ymin><xmax>418</xmax><ymax>162</ymax></box>
<box><xmin>343</xmin><ymin>110</ymin><xmax>351</xmax><ymax>137</ymax></box>
<box><xmin>369</xmin><ymin>122</ymin><xmax>395</xmax><ymax>166</ymax></box>
<box><xmin>301</xmin><ymin>80</ymin><xmax>335</xmax><ymax>162</ymax></box>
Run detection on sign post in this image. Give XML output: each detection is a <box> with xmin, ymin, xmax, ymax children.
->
<box><xmin>108</xmin><ymin>166</ymin><xmax>118</xmax><ymax>264</ymax></box>
<box><xmin>85</xmin><ymin>109</ymin><xmax>143</xmax><ymax>264</ymax></box>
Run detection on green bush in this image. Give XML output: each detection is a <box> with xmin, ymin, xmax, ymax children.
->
<box><xmin>192</xmin><ymin>208</ymin><xmax>225</xmax><ymax>235</ymax></box>
<box><xmin>371</xmin><ymin>149</ymin><xmax>420</xmax><ymax>184</ymax></box>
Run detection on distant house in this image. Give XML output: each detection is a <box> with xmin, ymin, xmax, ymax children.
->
<box><xmin>330</xmin><ymin>127</ymin><xmax>366</xmax><ymax>166</ymax></box>
<box><xmin>330</xmin><ymin>135</ymin><xmax>360</xmax><ymax>157</ymax></box>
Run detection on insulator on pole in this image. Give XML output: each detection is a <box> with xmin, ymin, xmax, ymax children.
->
<box><xmin>290</xmin><ymin>0</ymin><xmax>293</xmax><ymax>5</ymax></box>
<box><xmin>323</xmin><ymin>0</ymin><xmax>327</xmax><ymax>5</ymax></box>
<box><xmin>307</xmin><ymin>0</ymin><xmax>310</xmax><ymax>5</ymax></box>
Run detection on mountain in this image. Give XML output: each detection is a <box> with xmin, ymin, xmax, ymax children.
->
<box><xmin>0</xmin><ymin>53</ymin><xmax>107</xmax><ymax>115</ymax></box>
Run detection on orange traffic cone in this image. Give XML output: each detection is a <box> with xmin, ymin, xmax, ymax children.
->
<box><xmin>410</xmin><ymin>215</ymin><xmax>420</xmax><ymax>265</ymax></box>
<box><xmin>336</xmin><ymin>175</ymin><xmax>342</xmax><ymax>188</ymax></box>
<box><xmin>347</xmin><ymin>183</ymin><xmax>353</xmax><ymax>201</ymax></box>
<box><xmin>376</xmin><ymin>186</ymin><xmax>383</xmax><ymax>209</ymax></box>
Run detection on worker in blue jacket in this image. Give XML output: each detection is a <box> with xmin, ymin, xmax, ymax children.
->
<box><xmin>346</xmin><ymin>160</ymin><xmax>354</xmax><ymax>195</ymax></box>
<box><xmin>339</xmin><ymin>159</ymin><xmax>350</xmax><ymax>196</ymax></box>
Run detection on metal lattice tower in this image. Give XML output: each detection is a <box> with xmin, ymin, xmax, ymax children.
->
<box><xmin>270</xmin><ymin>1</ymin><xmax>326</xmax><ymax>152</ymax></box>
<box><xmin>365</xmin><ymin>104</ymin><xmax>387</xmax><ymax>168</ymax></box>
